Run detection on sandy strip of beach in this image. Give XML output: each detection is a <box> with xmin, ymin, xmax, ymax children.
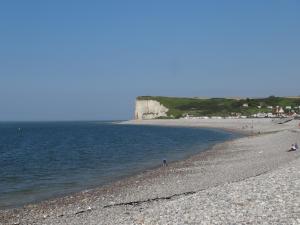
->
<box><xmin>1</xmin><ymin>118</ymin><xmax>300</xmax><ymax>225</ymax></box>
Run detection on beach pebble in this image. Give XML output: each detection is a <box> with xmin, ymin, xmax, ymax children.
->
<box><xmin>1</xmin><ymin>119</ymin><xmax>300</xmax><ymax>225</ymax></box>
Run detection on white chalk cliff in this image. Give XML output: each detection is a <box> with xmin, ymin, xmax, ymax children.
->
<box><xmin>135</xmin><ymin>100</ymin><xmax>169</xmax><ymax>119</ymax></box>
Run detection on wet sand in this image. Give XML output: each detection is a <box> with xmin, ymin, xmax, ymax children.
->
<box><xmin>1</xmin><ymin>118</ymin><xmax>300</xmax><ymax>225</ymax></box>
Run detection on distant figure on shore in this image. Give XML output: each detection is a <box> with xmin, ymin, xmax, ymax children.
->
<box><xmin>162</xmin><ymin>159</ymin><xmax>167</xmax><ymax>167</ymax></box>
<box><xmin>295</xmin><ymin>143</ymin><xmax>298</xmax><ymax>150</ymax></box>
<box><xmin>288</xmin><ymin>144</ymin><xmax>297</xmax><ymax>152</ymax></box>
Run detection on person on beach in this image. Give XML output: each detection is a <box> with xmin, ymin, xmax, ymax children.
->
<box><xmin>289</xmin><ymin>144</ymin><xmax>296</xmax><ymax>151</ymax></box>
<box><xmin>162</xmin><ymin>159</ymin><xmax>167</xmax><ymax>167</ymax></box>
<box><xmin>295</xmin><ymin>143</ymin><xmax>298</xmax><ymax>150</ymax></box>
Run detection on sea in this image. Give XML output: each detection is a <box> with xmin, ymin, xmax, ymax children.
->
<box><xmin>0</xmin><ymin>121</ymin><xmax>237</xmax><ymax>209</ymax></box>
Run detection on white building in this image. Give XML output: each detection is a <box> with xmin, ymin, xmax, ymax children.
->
<box><xmin>258</xmin><ymin>113</ymin><xmax>267</xmax><ymax>118</ymax></box>
<box><xmin>211</xmin><ymin>116</ymin><xmax>223</xmax><ymax>119</ymax></box>
<box><xmin>279</xmin><ymin>107</ymin><xmax>285</xmax><ymax>114</ymax></box>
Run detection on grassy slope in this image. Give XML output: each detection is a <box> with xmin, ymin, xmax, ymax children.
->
<box><xmin>137</xmin><ymin>96</ymin><xmax>300</xmax><ymax>118</ymax></box>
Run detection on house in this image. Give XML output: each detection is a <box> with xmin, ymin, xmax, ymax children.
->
<box><xmin>285</xmin><ymin>106</ymin><xmax>292</xmax><ymax>110</ymax></box>
<box><xmin>211</xmin><ymin>116</ymin><xmax>223</xmax><ymax>119</ymax></box>
<box><xmin>274</xmin><ymin>106</ymin><xmax>285</xmax><ymax>116</ymax></box>
<box><xmin>257</xmin><ymin>112</ymin><xmax>267</xmax><ymax>118</ymax></box>
<box><xmin>257</xmin><ymin>106</ymin><xmax>262</xmax><ymax>109</ymax></box>
<box><xmin>279</xmin><ymin>107</ymin><xmax>285</xmax><ymax>114</ymax></box>
<box><xmin>242</xmin><ymin>103</ymin><xmax>249</xmax><ymax>107</ymax></box>
<box><xmin>184</xmin><ymin>114</ymin><xmax>190</xmax><ymax>119</ymax></box>
<box><xmin>267</xmin><ymin>106</ymin><xmax>273</xmax><ymax>109</ymax></box>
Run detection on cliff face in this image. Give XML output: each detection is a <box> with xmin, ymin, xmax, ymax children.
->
<box><xmin>135</xmin><ymin>100</ymin><xmax>169</xmax><ymax>119</ymax></box>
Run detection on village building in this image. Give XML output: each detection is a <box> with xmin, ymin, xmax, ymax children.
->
<box><xmin>278</xmin><ymin>107</ymin><xmax>285</xmax><ymax>116</ymax></box>
<box><xmin>273</xmin><ymin>106</ymin><xmax>285</xmax><ymax>117</ymax></box>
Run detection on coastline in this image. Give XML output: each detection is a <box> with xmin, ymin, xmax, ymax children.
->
<box><xmin>1</xmin><ymin>118</ymin><xmax>300</xmax><ymax>224</ymax></box>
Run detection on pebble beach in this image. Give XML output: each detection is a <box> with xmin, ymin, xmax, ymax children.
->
<box><xmin>1</xmin><ymin>118</ymin><xmax>300</xmax><ymax>225</ymax></box>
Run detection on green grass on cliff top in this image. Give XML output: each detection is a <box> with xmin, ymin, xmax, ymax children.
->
<box><xmin>137</xmin><ymin>96</ymin><xmax>300</xmax><ymax>118</ymax></box>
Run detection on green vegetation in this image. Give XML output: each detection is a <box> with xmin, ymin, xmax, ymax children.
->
<box><xmin>137</xmin><ymin>96</ymin><xmax>300</xmax><ymax>118</ymax></box>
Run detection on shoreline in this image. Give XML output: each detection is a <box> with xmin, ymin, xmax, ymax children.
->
<box><xmin>1</xmin><ymin>118</ymin><xmax>300</xmax><ymax>224</ymax></box>
<box><xmin>0</xmin><ymin>125</ymin><xmax>238</xmax><ymax>211</ymax></box>
<box><xmin>0</xmin><ymin>125</ymin><xmax>239</xmax><ymax>210</ymax></box>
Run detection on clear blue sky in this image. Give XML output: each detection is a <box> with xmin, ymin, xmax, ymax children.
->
<box><xmin>1</xmin><ymin>1</ymin><xmax>299</xmax><ymax>121</ymax></box>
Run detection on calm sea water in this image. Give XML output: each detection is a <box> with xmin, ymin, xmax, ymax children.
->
<box><xmin>0</xmin><ymin>121</ymin><xmax>237</xmax><ymax>209</ymax></box>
